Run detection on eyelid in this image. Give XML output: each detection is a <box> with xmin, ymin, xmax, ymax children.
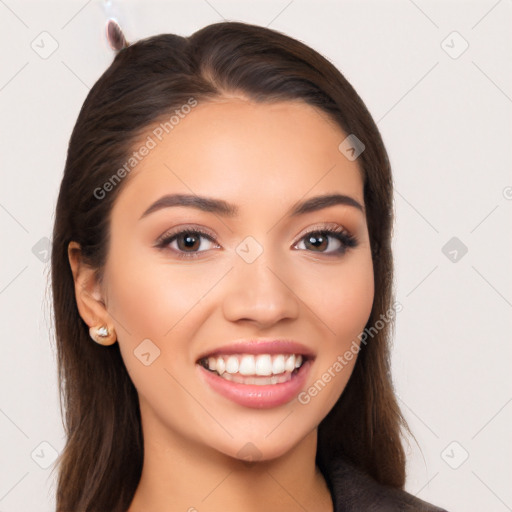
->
<box><xmin>155</xmin><ymin>224</ymin><xmax>218</xmax><ymax>247</ymax></box>
<box><xmin>293</xmin><ymin>221</ymin><xmax>352</xmax><ymax>242</ymax></box>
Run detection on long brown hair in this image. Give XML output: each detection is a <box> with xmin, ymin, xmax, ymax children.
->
<box><xmin>50</xmin><ymin>20</ymin><xmax>411</xmax><ymax>512</ymax></box>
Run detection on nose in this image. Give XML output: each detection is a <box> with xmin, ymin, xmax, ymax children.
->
<box><xmin>222</xmin><ymin>248</ymin><xmax>300</xmax><ymax>328</ymax></box>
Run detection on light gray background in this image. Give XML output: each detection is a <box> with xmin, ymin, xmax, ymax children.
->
<box><xmin>1</xmin><ymin>1</ymin><xmax>511</xmax><ymax>511</ymax></box>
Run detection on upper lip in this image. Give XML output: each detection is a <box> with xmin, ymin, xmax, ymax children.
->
<box><xmin>196</xmin><ymin>339</ymin><xmax>316</xmax><ymax>362</ymax></box>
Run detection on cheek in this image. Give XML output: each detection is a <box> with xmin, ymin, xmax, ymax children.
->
<box><xmin>105</xmin><ymin>255</ymin><xmax>204</xmax><ymax>417</ymax></box>
<box><xmin>299</xmin><ymin>251</ymin><xmax>374</xmax><ymax>409</ymax></box>
<box><xmin>104</xmin><ymin>249</ymin><xmax>231</xmax><ymax>394</ymax></box>
<box><xmin>105</xmin><ymin>248</ymin><xmax>220</xmax><ymax>343</ymax></box>
<box><xmin>305</xmin><ymin>252</ymin><xmax>374</xmax><ymax>342</ymax></box>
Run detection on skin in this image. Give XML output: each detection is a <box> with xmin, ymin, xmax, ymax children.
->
<box><xmin>68</xmin><ymin>96</ymin><xmax>374</xmax><ymax>512</ymax></box>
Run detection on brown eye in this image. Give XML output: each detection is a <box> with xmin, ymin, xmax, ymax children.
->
<box><xmin>175</xmin><ymin>232</ymin><xmax>202</xmax><ymax>252</ymax></box>
<box><xmin>156</xmin><ymin>228</ymin><xmax>220</xmax><ymax>259</ymax></box>
<box><xmin>295</xmin><ymin>228</ymin><xmax>358</xmax><ymax>255</ymax></box>
<box><xmin>303</xmin><ymin>232</ymin><xmax>330</xmax><ymax>252</ymax></box>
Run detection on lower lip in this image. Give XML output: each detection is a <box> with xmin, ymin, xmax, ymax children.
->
<box><xmin>197</xmin><ymin>359</ymin><xmax>312</xmax><ymax>409</ymax></box>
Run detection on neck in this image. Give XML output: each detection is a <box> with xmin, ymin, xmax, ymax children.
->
<box><xmin>128</xmin><ymin>403</ymin><xmax>333</xmax><ymax>512</ymax></box>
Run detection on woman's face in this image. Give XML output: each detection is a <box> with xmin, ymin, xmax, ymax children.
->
<box><xmin>102</xmin><ymin>97</ymin><xmax>374</xmax><ymax>461</ymax></box>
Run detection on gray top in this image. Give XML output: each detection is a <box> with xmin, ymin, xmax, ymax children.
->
<box><xmin>323</xmin><ymin>457</ymin><xmax>449</xmax><ymax>512</ymax></box>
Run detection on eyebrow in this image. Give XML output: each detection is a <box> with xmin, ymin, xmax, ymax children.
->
<box><xmin>139</xmin><ymin>192</ymin><xmax>364</xmax><ymax>220</ymax></box>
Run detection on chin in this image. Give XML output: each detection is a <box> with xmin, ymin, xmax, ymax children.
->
<box><xmin>215</xmin><ymin>429</ymin><xmax>311</xmax><ymax>464</ymax></box>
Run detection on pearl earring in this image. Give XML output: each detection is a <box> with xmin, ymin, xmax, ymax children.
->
<box><xmin>89</xmin><ymin>324</ymin><xmax>116</xmax><ymax>345</ymax></box>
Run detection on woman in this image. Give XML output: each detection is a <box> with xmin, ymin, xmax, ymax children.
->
<box><xmin>51</xmin><ymin>20</ymin><xmax>449</xmax><ymax>512</ymax></box>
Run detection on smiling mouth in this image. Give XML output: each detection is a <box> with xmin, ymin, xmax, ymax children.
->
<box><xmin>197</xmin><ymin>353</ymin><xmax>309</xmax><ymax>386</ymax></box>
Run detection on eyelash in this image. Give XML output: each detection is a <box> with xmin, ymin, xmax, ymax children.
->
<box><xmin>155</xmin><ymin>224</ymin><xmax>358</xmax><ymax>260</ymax></box>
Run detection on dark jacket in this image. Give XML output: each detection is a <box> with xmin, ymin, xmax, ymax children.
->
<box><xmin>322</xmin><ymin>458</ymin><xmax>449</xmax><ymax>511</ymax></box>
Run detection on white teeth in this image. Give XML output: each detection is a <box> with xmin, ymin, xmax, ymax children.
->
<box><xmin>216</xmin><ymin>357</ymin><xmax>225</xmax><ymax>375</ymax></box>
<box><xmin>225</xmin><ymin>372</ymin><xmax>293</xmax><ymax>385</ymax></box>
<box><xmin>203</xmin><ymin>353</ymin><xmax>305</xmax><ymax>377</ymax></box>
<box><xmin>239</xmin><ymin>354</ymin><xmax>256</xmax><ymax>375</ymax></box>
<box><xmin>255</xmin><ymin>354</ymin><xmax>273</xmax><ymax>376</ymax></box>
<box><xmin>284</xmin><ymin>355</ymin><xmax>296</xmax><ymax>372</ymax></box>
<box><xmin>272</xmin><ymin>355</ymin><xmax>285</xmax><ymax>374</ymax></box>
<box><xmin>225</xmin><ymin>355</ymin><xmax>239</xmax><ymax>374</ymax></box>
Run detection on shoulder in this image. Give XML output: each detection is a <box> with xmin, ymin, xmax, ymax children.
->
<box><xmin>323</xmin><ymin>457</ymin><xmax>450</xmax><ymax>512</ymax></box>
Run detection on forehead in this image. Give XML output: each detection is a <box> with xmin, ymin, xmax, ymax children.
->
<box><xmin>111</xmin><ymin>98</ymin><xmax>364</xmax><ymax>222</ymax></box>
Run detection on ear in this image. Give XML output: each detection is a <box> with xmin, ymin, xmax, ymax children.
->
<box><xmin>68</xmin><ymin>241</ymin><xmax>114</xmax><ymax>336</ymax></box>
